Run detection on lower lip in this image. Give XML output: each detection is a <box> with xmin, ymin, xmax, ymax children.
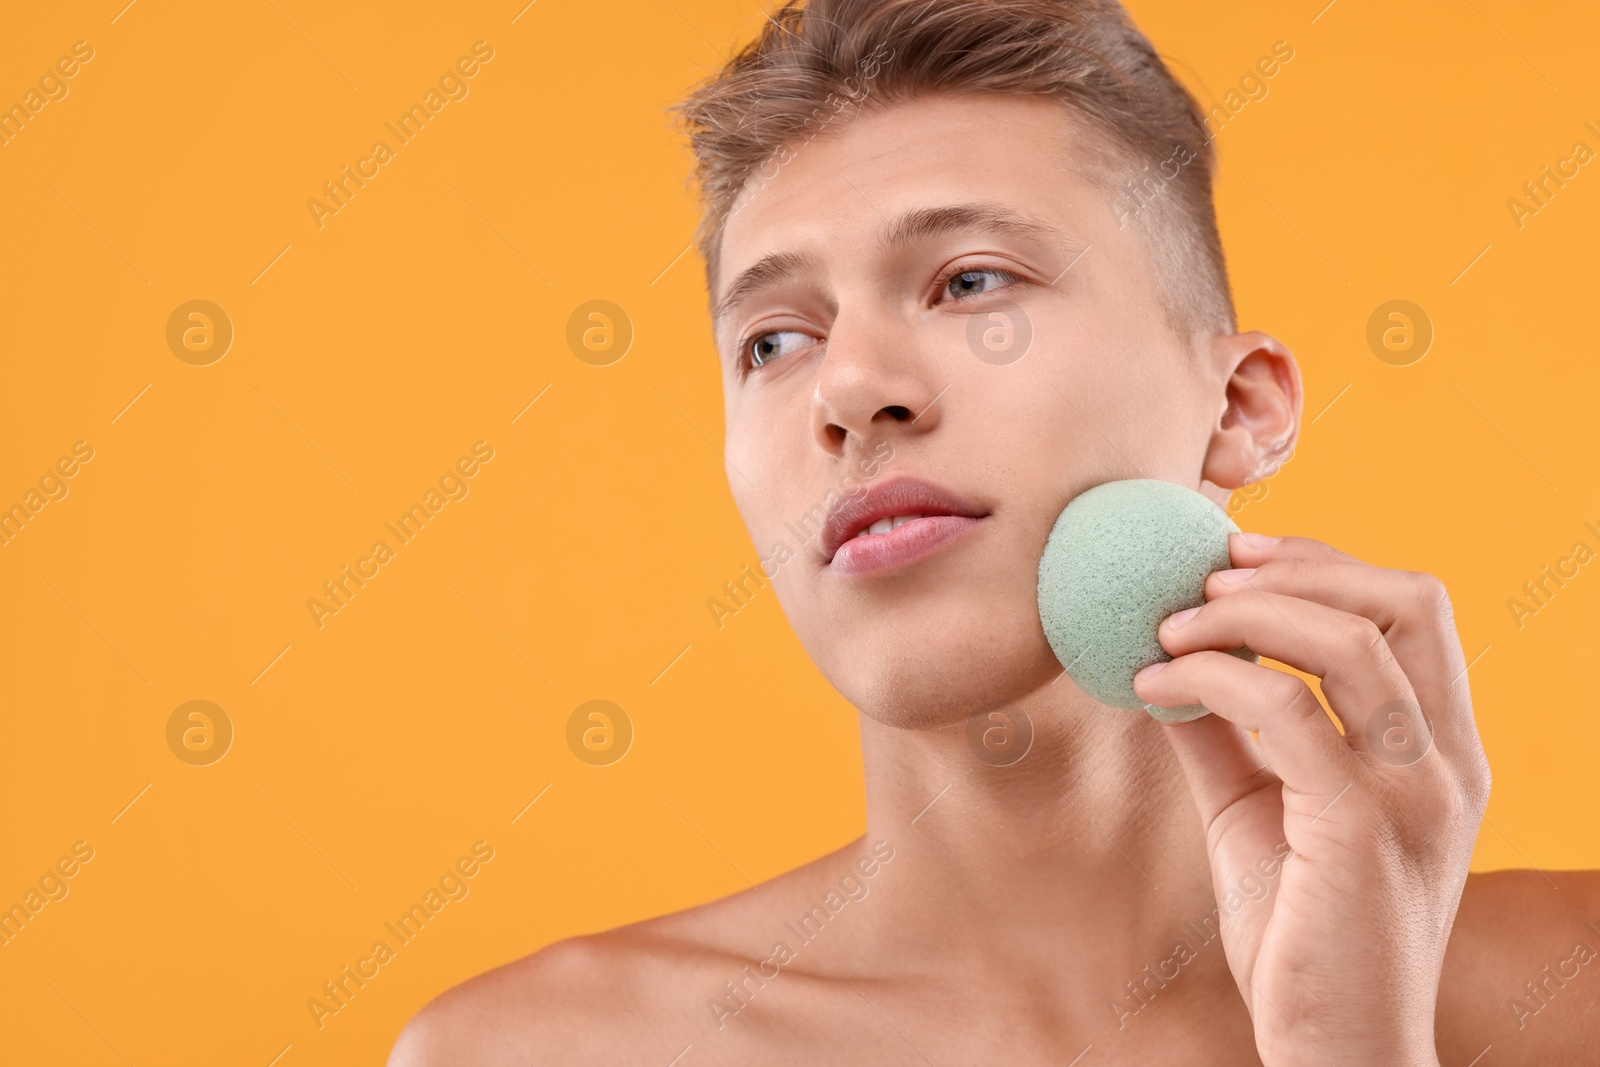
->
<box><xmin>829</xmin><ymin>516</ymin><xmax>984</xmax><ymax>578</ymax></box>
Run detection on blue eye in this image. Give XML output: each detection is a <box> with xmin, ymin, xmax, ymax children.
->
<box><xmin>946</xmin><ymin>269</ymin><xmax>1015</xmax><ymax>299</ymax></box>
<box><xmin>749</xmin><ymin>330</ymin><xmax>811</xmax><ymax>367</ymax></box>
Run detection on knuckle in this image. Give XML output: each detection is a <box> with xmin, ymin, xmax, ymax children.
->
<box><xmin>1370</xmin><ymin>745</ymin><xmax>1484</xmax><ymax>850</ymax></box>
<box><xmin>1371</xmin><ymin>767</ymin><xmax>1449</xmax><ymax>843</ymax></box>
<box><xmin>1458</xmin><ymin>746</ymin><xmax>1492</xmax><ymax>817</ymax></box>
<box><xmin>1333</xmin><ymin>612</ymin><xmax>1387</xmax><ymax>661</ymax></box>
<box><xmin>1277</xmin><ymin>677</ymin><xmax>1322</xmax><ymax>720</ymax></box>
<box><xmin>1407</xmin><ymin>570</ymin><xmax>1453</xmax><ymax>618</ymax></box>
<box><xmin>1425</xmin><ymin>768</ymin><xmax>1480</xmax><ymax>844</ymax></box>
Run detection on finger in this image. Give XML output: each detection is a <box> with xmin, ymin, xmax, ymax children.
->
<box><xmin>1226</xmin><ymin>531</ymin><xmax>1361</xmax><ymax>568</ymax></box>
<box><xmin>1207</xmin><ymin>552</ymin><xmax>1428</xmax><ymax>634</ymax></box>
<box><xmin>1155</xmin><ymin>588</ymin><xmax>1424</xmax><ymax>760</ymax></box>
<box><xmin>1134</xmin><ymin>650</ymin><xmax>1361</xmax><ymax>797</ymax></box>
<box><xmin>1204</xmin><ymin>549</ymin><xmax>1471</xmax><ymax>758</ymax></box>
<box><xmin>1159</xmin><ymin>708</ymin><xmax>1284</xmax><ymax>834</ymax></box>
<box><xmin>1160</xmin><ymin>712</ymin><xmax>1292</xmax><ymax>972</ymax></box>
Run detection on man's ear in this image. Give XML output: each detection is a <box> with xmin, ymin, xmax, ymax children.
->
<box><xmin>1199</xmin><ymin>330</ymin><xmax>1303</xmax><ymax>491</ymax></box>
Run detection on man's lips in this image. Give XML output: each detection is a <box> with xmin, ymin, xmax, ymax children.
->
<box><xmin>829</xmin><ymin>514</ymin><xmax>985</xmax><ymax>577</ymax></box>
<box><xmin>820</xmin><ymin>476</ymin><xmax>989</xmax><ymax>574</ymax></box>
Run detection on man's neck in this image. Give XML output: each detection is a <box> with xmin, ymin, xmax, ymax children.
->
<box><xmin>850</xmin><ymin>684</ymin><xmax>1242</xmax><ymax>1031</ymax></box>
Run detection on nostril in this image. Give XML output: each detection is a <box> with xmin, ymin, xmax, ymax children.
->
<box><xmin>880</xmin><ymin>405</ymin><xmax>912</xmax><ymax>421</ymax></box>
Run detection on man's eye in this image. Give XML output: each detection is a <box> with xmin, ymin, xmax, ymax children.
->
<box><xmin>749</xmin><ymin>330</ymin><xmax>811</xmax><ymax>367</ymax></box>
<box><xmin>945</xmin><ymin>268</ymin><xmax>1016</xmax><ymax>299</ymax></box>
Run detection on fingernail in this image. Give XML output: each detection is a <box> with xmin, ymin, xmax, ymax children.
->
<box><xmin>1166</xmin><ymin>607</ymin><xmax>1200</xmax><ymax>629</ymax></box>
<box><xmin>1218</xmin><ymin>567</ymin><xmax>1257</xmax><ymax>585</ymax></box>
<box><xmin>1135</xmin><ymin>661</ymin><xmax>1168</xmax><ymax>682</ymax></box>
<box><xmin>1237</xmin><ymin>532</ymin><xmax>1280</xmax><ymax>548</ymax></box>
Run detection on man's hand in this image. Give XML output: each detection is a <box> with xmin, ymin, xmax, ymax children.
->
<box><xmin>1132</xmin><ymin>532</ymin><xmax>1492</xmax><ymax>1067</ymax></box>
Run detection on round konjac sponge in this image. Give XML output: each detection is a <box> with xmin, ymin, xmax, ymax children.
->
<box><xmin>1036</xmin><ymin>479</ymin><xmax>1257</xmax><ymax>723</ymax></box>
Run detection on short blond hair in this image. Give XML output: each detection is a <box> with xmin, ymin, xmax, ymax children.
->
<box><xmin>674</xmin><ymin>0</ymin><xmax>1236</xmax><ymax>338</ymax></box>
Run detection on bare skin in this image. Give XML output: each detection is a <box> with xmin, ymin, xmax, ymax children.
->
<box><xmin>390</xmin><ymin>95</ymin><xmax>1600</xmax><ymax>1065</ymax></box>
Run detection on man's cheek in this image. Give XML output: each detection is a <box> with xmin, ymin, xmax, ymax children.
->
<box><xmin>767</xmin><ymin>554</ymin><xmax>809</xmax><ymax>618</ymax></box>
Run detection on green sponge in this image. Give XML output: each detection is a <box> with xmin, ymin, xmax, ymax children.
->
<box><xmin>1036</xmin><ymin>479</ymin><xmax>1256</xmax><ymax>723</ymax></box>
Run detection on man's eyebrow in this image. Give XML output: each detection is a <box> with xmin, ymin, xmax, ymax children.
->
<box><xmin>712</xmin><ymin>203</ymin><xmax>1076</xmax><ymax>328</ymax></box>
<box><xmin>713</xmin><ymin>250</ymin><xmax>818</xmax><ymax>329</ymax></box>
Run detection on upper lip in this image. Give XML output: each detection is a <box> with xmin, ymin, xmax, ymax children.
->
<box><xmin>820</xmin><ymin>475</ymin><xmax>988</xmax><ymax>562</ymax></box>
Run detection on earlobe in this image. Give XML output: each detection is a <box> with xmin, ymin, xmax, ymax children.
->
<box><xmin>1199</xmin><ymin>330</ymin><xmax>1303</xmax><ymax>490</ymax></box>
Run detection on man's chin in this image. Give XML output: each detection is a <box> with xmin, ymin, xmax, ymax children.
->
<box><xmin>813</xmin><ymin>626</ymin><xmax>1061</xmax><ymax>731</ymax></box>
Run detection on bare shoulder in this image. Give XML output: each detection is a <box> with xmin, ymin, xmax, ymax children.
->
<box><xmin>1438</xmin><ymin>868</ymin><xmax>1600</xmax><ymax>1065</ymax></box>
<box><xmin>385</xmin><ymin>925</ymin><xmax>698</xmax><ymax>1065</ymax></box>
<box><xmin>387</xmin><ymin>835</ymin><xmax>882</xmax><ymax>1066</ymax></box>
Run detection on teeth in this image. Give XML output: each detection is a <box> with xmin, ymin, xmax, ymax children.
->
<box><xmin>861</xmin><ymin>514</ymin><xmax>925</xmax><ymax>537</ymax></box>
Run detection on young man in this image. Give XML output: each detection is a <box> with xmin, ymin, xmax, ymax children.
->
<box><xmin>392</xmin><ymin>1</ymin><xmax>1599</xmax><ymax>1063</ymax></box>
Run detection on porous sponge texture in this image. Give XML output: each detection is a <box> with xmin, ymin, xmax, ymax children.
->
<box><xmin>1037</xmin><ymin>479</ymin><xmax>1256</xmax><ymax>724</ymax></box>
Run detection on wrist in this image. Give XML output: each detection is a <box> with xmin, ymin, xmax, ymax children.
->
<box><xmin>1271</xmin><ymin>1052</ymin><xmax>1436</xmax><ymax>1067</ymax></box>
<box><xmin>1260</xmin><ymin>1030</ymin><xmax>1437</xmax><ymax>1067</ymax></box>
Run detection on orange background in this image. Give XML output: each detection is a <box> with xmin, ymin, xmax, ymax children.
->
<box><xmin>1</xmin><ymin>0</ymin><xmax>1596</xmax><ymax>1062</ymax></box>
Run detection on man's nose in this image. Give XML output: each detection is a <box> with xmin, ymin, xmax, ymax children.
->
<box><xmin>809</xmin><ymin>310</ymin><xmax>943</xmax><ymax>457</ymax></box>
